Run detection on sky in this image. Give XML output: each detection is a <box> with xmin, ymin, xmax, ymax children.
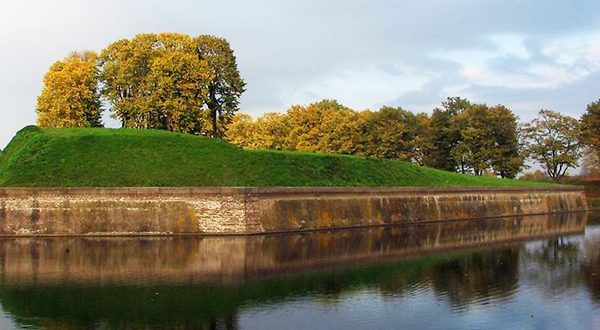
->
<box><xmin>0</xmin><ymin>0</ymin><xmax>599</xmax><ymax>150</ymax></box>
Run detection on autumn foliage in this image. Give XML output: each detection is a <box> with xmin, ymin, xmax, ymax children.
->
<box><xmin>36</xmin><ymin>51</ymin><xmax>102</xmax><ymax>128</ymax></box>
<box><xmin>34</xmin><ymin>33</ymin><xmax>598</xmax><ymax>180</ymax></box>
<box><xmin>227</xmin><ymin>98</ymin><xmax>525</xmax><ymax>178</ymax></box>
<box><xmin>36</xmin><ymin>33</ymin><xmax>245</xmax><ymax>137</ymax></box>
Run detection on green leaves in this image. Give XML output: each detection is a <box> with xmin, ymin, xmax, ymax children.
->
<box><xmin>194</xmin><ymin>35</ymin><xmax>246</xmax><ymax>138</ymax></box>
<box><xmin>521</xmin><ymin>110</ymin><xmax>582</xmax><ymax>181</ymax></box>
<box><xmin>581</xmin><ymin>99</ymin><xmax>600</xmax><ymax>160</ymax></box>
<box><xmin>423</xmin><ymin>98</ymin><xmax>523</xmax><ymax>177</ymax></box>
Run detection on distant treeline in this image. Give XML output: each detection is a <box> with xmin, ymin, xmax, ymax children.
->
<box><xmin>226</xmin><ymin>98</ymin><xmax>521</xmax><ymax>178</ymax></box>
<box><xmin>227</xmin><ymin>97</ymin><xmax>599</xmax><ymax>181</ymax></box>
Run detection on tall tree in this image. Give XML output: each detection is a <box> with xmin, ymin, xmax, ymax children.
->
<box><xmin>99</xmin><ymin>34</ymin><xmax>160</xmax><ymax>128</ymax></box>
<box><xmin>195</xmin><ymin>35</ymin><xmax>246</xmax><ymax>138</ymax></box>
<box><xmin>362</xmin><ymin>107</ymin><xmax>423</xmax><ymax>162</ymax></box>
<box><xmin>36</xmin><ymin>51</ymin><xmax>103</xmax><ymax>128</ymax></box>
<box><xmin>488</xmin><ymin>105</ymin><xmax>524</xmax><ymax>178</ymax></box>
<box><xmin>147</xmin><ymin>48</ymin><xmax>211</xmax><ymax>133</ymax></box>
<box><xmin>254</xmin><ymin>112</ymin><xmax>292</xmax><ymax>150</ymax></box>
<box><xmin>411</xmin><ymin>113</ymin><xmax>432</xmax><ymax>166</ymax></box>
<box><xmin>226</xmin><ymin>113</ymin><xmax>257</xmax><ymax>148</ymax></box>
<box><xmin>451</xmin><ymin>104</ymin><xmax>493</xmax><ymax>175</ymax></box>
<box><xmin>451</xmin><ymin>104</ymin><xmax>523</xmax><ymax>177</ymax></box>
<box><xmin>317</xmin><ymin>107</ymin><xmax>365</xmax><ymax>155</ymax></box>
<box><xmin>521</xmin><ymin>110</ymin><xmax>581</xmax><ymax>181</ymax></box>
<box><xmin>98</xmin><ymin>33</ymin><xmax>244</xmax><ymax>136</ymax></box>
<box><xmin>424</xmin><ymin>97</ymin><xmax>470</xmax><ymax>171</ymax></box>
<box><xmin>581</xmin><ymin>99</ymin><xmax>600</xmax><ymax>160</ymax></box>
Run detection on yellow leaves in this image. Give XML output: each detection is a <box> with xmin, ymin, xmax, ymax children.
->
<box><xmin>36</xmin><ymin>51</ymin><xmax>102</xmax><ymax>128</ymax></box>
<box><xmin>37</xmin><ymin>33</ymin><xmax>245</xmax><ymax>137</ymax></box>
<box><xmin>227</xmin><ymin>101</ymin><xmax>433</xmax><ymax>165</ymax></box>
<box><xmin>97</xmin><ymin>33</ymin><xmax>242</xmax><ymax>135</ymax></box>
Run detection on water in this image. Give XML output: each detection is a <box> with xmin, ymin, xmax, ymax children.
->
<box><xmin>0</xmin><ymin>212</ymin><xmax>598</xmax><ymax>329</ymax></box>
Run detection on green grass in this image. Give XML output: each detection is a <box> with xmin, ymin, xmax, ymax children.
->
<box><xmin>0</xmin><ymin>126</ymin><xmax>559</xmax><ymax>187</ymax></box>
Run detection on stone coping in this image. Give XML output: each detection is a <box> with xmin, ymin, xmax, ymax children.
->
<box><xmin>0</xmin><ymin>186</ymin><xmax>583</xmax><ymax>197</ymax></box>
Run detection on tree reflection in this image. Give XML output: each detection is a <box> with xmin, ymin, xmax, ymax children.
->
<box><xmin>427</xmin><ymin>249</ymin><xmax>519</xmax><ymax>308</ymax></box>
<box><xmin>0</xmin><ymin>214</ymin><xmax>595</xmax><ymax>329</ymax></box>
<box><xmin>581</xmin><ymin>232</ymin><xmax>600</xmax><ymax>305</ymax></box>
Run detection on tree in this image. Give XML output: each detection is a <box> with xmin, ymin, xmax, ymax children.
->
<box><xmin>147</xmin><ymin>49</ymin><xmax>211</xmax><ymax>133</ymax></box>
<box><xmin>361</xmin><ymin>107</ymin><xmax>409</xmax><ymax>160</ymax></box>
<box><xmin>581</xmin><ymin>99</ymin><xmax>600</xmax><ymax>160</ymax></box>
<box><xmin>195</xmin><ymin>35</ymin><xmax>246</xmax><ymax>138</ymax></box>
<box><xmin>98</xmin><ymin>33</ymin><xmax>244</xmax><ymax>136</ymax></box>
<box><xmin>488</xmin><ymin>105</ymin><xmax>524</xmax><ymax>178</ymax></box>
<box><xmin>226</xmin><ymin>112</ymin><xmax>292</xmax><ymax>150</ymax></box>
<box><xmin>451</xmin><ymin>104</ymin><xmax>493</xmax><ymax>175</ymax></box>
<box><xmin>226</xmin><ymin>113</ymin><xmax>257</xmax><ymax>148</ymax></box>
<box><xmin>521</xmin><ymin>110</ymin><xmax>582</xmax><ymax>181</ymax></box>
<box><xmin>284</xmin><ymin>100</ymin><xmax>351</xmax><ymax>152</ymax></box>
<box><xmin>425</xmin><ymin>98</ymin><xmax>523</xmax><ymax>177</ymax></box>
<box><xmin>424</xmin><ymin>97</ymin><xmax>470</xmax><ymax>171</ymax></box>
<box><xmin>99</xmin><ymin>34</ymin><xmax>161</xmax><ymax>129</ymax></box>
<box><xmin>316</xmin><ymin>107</ymin><xmax>365</xmax><ymax>155</ymax></box>
<box><xmin>361</xmin><ymin>107</ymin><xmax>424</xmax><ymax>162</ymax></box>
<box><xmin>36</xmin><ymin>51</ymin><xmax>103</xmax><ymax>127</ymax></box>
<box><xmin>254</xmin><ymin>112</ymin><xmax>292</xmax><ymax>150</ymax></box>
<box><xmin>411</xmin><ymin>113</ymin><xmax>432</xmax><ymax>166</ymax></box>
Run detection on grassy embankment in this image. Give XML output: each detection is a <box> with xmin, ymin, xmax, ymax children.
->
<box><xmin>0</xmin><ymin>126</ymin><xmax>558</xmax><ymax>188</ymax></box>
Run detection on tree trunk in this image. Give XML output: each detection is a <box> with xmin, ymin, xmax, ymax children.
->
<box><xmin>208</xmin><ymin>85</ymin><xmax>219</xmax><ymax>138</ymax></box>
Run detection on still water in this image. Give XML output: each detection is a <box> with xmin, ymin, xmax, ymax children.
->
<box><xmin>0</xmin><ymin>211</ymin><xmax>598</xmax><ymax>329</ymax></box>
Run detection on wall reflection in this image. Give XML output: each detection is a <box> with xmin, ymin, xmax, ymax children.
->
<box><xmin>0</xmin><ymin>212</ymin><xmax>586</xmax><ymax>286</ymax></box>
<box><xmin>0</xmin><ymin>212</ymin><xmax>594</xmax><ymax>330</ymax></box>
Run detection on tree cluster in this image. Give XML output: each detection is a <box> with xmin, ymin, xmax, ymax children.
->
<box><xmin>34</xmin><ymin>35</ymin><xmax>600</xmax><ymax>181</ymax></box>
<box><xmin>227</xmin><ymin>98</ymin><xmax>525</xmax><ymax>178</ymax></box>
<box><xmin>36</xmin><ymin>33</ymin><xmax>245</xmax><ymax>137</ymax></box>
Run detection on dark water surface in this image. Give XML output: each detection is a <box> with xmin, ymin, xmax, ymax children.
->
<box><xmin>0</xmin><ymin>211</ymin><xmax>598</xmax><ymax>329</ymax></box>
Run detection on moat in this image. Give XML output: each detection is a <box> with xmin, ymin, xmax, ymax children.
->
<box><xmin>0</xmin><ymin>211</ymin><xmax>598</xmax><ymax>329</ymax></box>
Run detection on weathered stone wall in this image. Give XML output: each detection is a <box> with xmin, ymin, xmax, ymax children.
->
<box><xmin>254</xmin><ymin>187</ymin><xmax>588</xmax><ymax>231</ymax></box>
<box><xmin>0</xmin><ymin>188</ymin><xmax>256</xmax><ymax>235</ymax></box>
<box><xmin>0</xmin><ymin>187</ymin><xmax>588</xmax><ymax>236</ymax></box>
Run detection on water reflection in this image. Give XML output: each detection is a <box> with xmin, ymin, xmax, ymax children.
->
<box><xmin>0</xmin><ymin>212</ymin><xmax>586</xmax><ymax>286</ymax></box>
<box><xmin>0</xmin><ymin>212</ymin><xmax>597</xmax><ymax>329</ymax></box>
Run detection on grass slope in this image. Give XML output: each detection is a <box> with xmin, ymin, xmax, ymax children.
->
<box><xmin>0</xmin><ymin>126</ymin><xmax>556</xmax><ymax>188</ymax></box>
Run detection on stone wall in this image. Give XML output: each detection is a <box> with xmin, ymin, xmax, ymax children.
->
<box><xmin>0</xmin><ymin>187</ymin><xmax>588</xmax><ymax>236</ymax></box>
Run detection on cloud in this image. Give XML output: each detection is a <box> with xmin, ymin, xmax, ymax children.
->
<box><xmin>279</xmin><ymin>63</ymin><xmax>431</xmax><ymax>111</ymax></box>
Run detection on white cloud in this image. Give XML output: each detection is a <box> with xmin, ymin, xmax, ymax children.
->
<box><xmin>433</xmin><ymin>31</ymin><xmax>600</xmax><ymax>91</ymax></box>
<box><xmin>543</xmin><ymin>32</ymin><xmax>600</xmax><ymax>71</ymax></box>
<box><xmin>279</xmin><ymin>63</ymin><xmax>431</xmax><ymax>110</ymax></box>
